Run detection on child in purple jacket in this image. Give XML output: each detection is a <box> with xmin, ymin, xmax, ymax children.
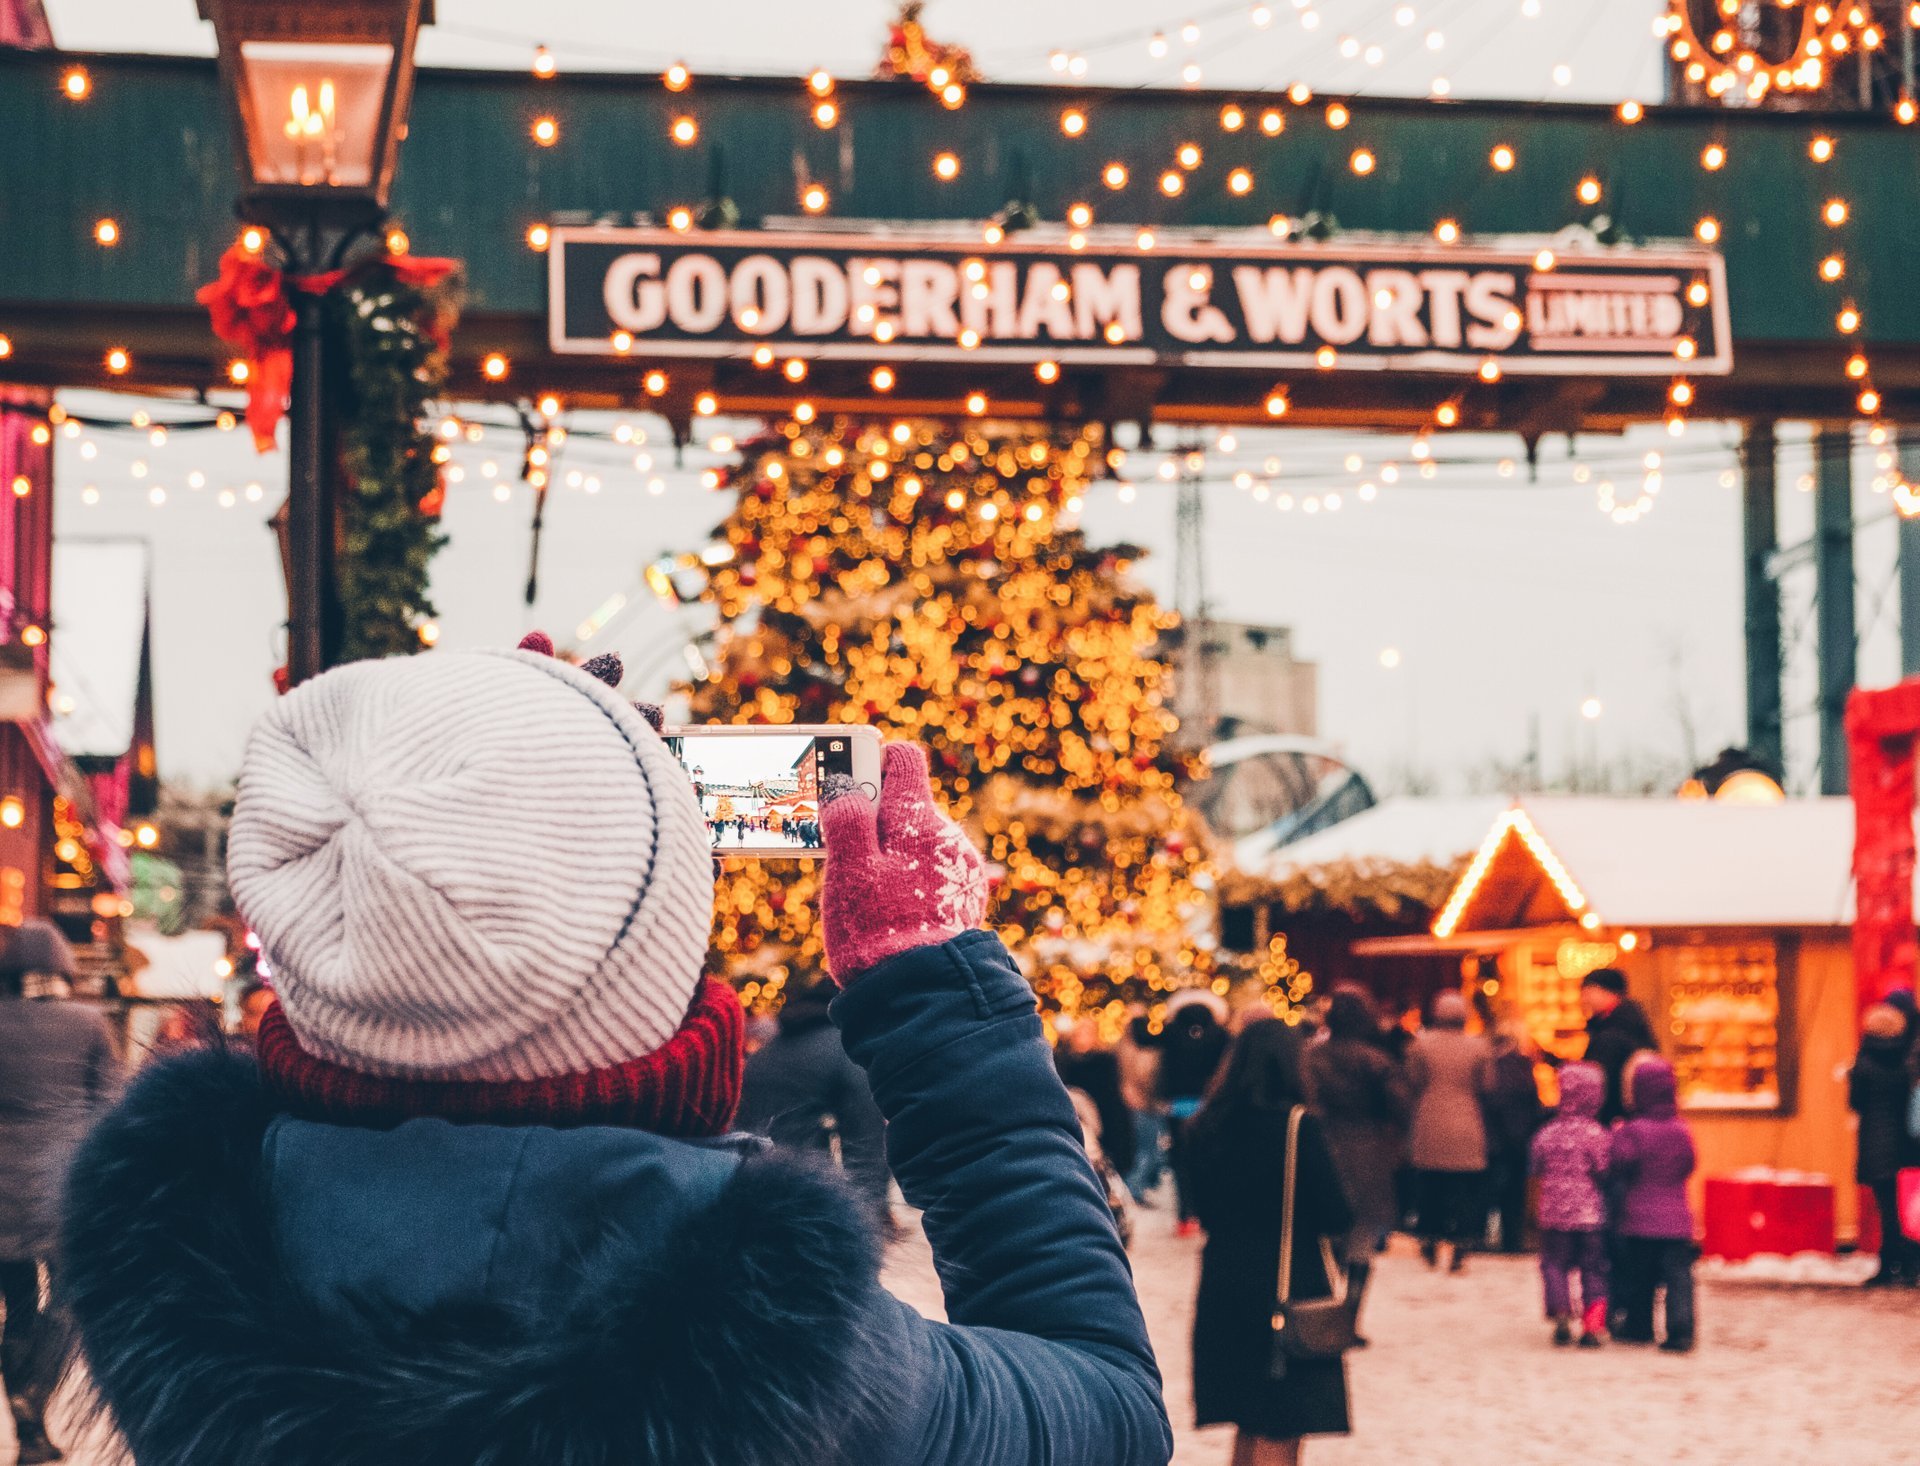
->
<box><xmin>1610</xmin><ymin>1058</ymin><xmax>1698</xmax><ymax>1352</ymax></box>
<box><xmin>1529</xmin><ymin>1063</ymin><xmax>1612</xmax><ymax>1347</ymax></box>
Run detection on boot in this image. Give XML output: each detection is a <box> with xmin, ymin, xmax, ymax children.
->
<box><xmin>1448</xmin><ymin>1244</ymin><xmax>1469</xmax><ymax>1274</ymax></box>
<box><xmin>1551</xmin><ymin>1317</ymin><xmax>1574</xmax><ymax>1347</ymax></box>
<box><xmin>1420</xmin><ymin>1239</ymin><xmax>1439</xmax><ymax>1269</ymax></box>
<box><xmin>1347</xmin><ymin>1260</ymin><xmax>1372</xmax><ymax>1348</ymax></box>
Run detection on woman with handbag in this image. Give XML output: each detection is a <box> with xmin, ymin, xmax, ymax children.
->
<box><xmin>1189</xmin><ymin>1019</ymin><xmax>1356</xmax><ymax>1466</ymax></box>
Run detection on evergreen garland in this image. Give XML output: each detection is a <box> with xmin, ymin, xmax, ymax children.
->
<box><xmin>331</xmin><ymin>262</ymin><xmax>458</xmax><ymax>662</ymax></box>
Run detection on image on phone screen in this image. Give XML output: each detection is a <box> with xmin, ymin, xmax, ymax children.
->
<box><xmin>665</xmin><ymin>732</ymin><xmax>858</xmax><ymax>854</ymax></box>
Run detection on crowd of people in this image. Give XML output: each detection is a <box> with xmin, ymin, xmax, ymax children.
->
<box><xmin>0</xmin><ymin>643</ymin><xmax>1915</xmax><ymax>1466</ymax></box>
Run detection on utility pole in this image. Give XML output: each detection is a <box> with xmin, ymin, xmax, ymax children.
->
<box><xmin>1173</xmin><ymin>444</ymin><xmax>1218</xmax><ymax>744</ymax></box>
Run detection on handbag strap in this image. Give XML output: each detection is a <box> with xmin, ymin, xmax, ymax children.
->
<box><xmin>1275</xmin><ymin>1104</ymin><xmax>1346</xmax><ymax>1309</ymax></box>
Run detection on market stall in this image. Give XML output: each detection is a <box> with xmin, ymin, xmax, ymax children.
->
<box><xmin>1360</xmin><ymin>797</ymin><xmax>1875</xmax><ymax>1242</ymax></box>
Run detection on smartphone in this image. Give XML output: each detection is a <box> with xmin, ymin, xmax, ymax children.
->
<box><xmin>663</xmin><ymin>724</ymin><xmax>883</xmax><ymax>857</ymax></box>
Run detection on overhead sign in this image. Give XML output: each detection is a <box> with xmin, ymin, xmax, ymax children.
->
<box><xmin>549</xmin><ymin>228</ymin><xmax>1732</xmax><ymax>377</ymax></box>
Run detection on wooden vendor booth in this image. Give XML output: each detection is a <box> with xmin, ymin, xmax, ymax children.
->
<box><xmin>1362</xmin><ymin>797</ymin><xmax>1875</xmax><ymax>1243</ymax></box>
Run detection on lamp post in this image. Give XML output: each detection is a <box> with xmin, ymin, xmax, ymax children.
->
<box><xmin>197</xmin><ymin>0</ymin><xmax>431</xmax><ymax>686</ymax></box>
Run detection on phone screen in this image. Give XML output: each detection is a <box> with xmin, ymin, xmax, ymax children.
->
<box><xmin>665</xmin><ymin>731</ymin><xmax>857</xmax><ymax>854</ymax></box>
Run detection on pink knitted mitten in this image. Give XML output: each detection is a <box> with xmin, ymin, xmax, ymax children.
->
<box><xmin>821</xmin><ymin>742</ymin><xmax>990</xmax><ymax>983</ymax></box>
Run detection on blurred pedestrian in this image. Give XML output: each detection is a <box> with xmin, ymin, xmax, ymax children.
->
<box><xmin>0</xmin><ymin>920</ymin><xmax>118</xmax><ymax>1464</ymax></box>
<box><xmin>60</xmin><ymin>650</ymin><xmax>1170</xmax><ymax>1466</ymax></box>
<box><xmin>1302</xmin><ymin>987</ymin><xmax>1406</xmax><ymax>1344</ymax></box>
<box><xmin>1610</xmin><ymin>1058</ymin><xmax>1698</xmax><ymax>1352</ymax></box>
<box><xmin>1190</xmin><ymin>1019</ymin><xmax>1355</xmax><ymax>1466</ymax></box>
<box><xmin>1849</xmin><ymin>1002</ymin><xmax>1918</xmax><ymax>1287</ymax></box>
<box><xmin>736</xmin><ymin>978</ymin><xmax>891</xmax><ymax>1232</ymax></box>
<box><xmin>1056</xmin><ymin>1017</ymin><xmax>1138</xmax><ymax>1183</ymax></box>
<box><xmin>1117</xmin><ymin>1006</ymin><xmax>1167</xmax><ymax>1202</ymax></box>
<box><xmin>1406</xmin><ymin>991</ymin><xmax>1491</xmax><ymax>1273</ymax></box>
<box><xmin>1163</xmin><ymin>990</ymin><xmax>1231</xmax><ymax>1238</ymax></box>
<box><xmin>1482</xmin><ymin>1023</ymin><xmax>1544</xmax><ymax>1253</ymax></box>
<box><xmin>1579</xmin><ymin>969</ymin><xmax>1658</xmax><ymax>1126</ymax></box>
<box><xmin>1529</xmin><ymin>1063</ymin><xmax>1612</xmax><ymax>1347</ymax></box>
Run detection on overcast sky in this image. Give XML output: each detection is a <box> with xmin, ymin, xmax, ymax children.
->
<box><xmin>37</xmin><ymin>1</ymin><xmax>1911</xmax><ymax>797</ymax></box>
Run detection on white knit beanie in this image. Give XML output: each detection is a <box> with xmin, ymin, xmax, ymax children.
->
<box><xmin>227</xmin><ymin>649</ymin><xmax>714</xmax><ymax>1082</ymax></box>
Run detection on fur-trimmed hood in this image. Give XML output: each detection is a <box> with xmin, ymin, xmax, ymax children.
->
<box><xmin>60</xmin><ymin>1047</ymin><xmax>898</xmax><ymax>1466</ymax></box>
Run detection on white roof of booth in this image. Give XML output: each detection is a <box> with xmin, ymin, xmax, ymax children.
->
<box><xmin>1450</xmin><ymin>796</ymin><xmax>1875</xmax><ymax>932</ymax></box>
<box><xmin>1243</xmin><ymin>797</ymin><xmax>1506</xmax><ymax>878</ymax></box>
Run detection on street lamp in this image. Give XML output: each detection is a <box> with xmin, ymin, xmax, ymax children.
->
<box><xmin>197</xmin><ymin>0</ymin><xmax>433</xmax><ymax>685</ymax></box>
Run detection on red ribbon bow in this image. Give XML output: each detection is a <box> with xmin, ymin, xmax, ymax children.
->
<box><xmin>196</xmin><ymin>245</ymin><xmax>460</xmax><ymax>452</ymax></box>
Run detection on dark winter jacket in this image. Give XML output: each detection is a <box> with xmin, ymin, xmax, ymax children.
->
<box><xmin>1529</xmin><ymin>1063</ymin><xmax>1610</xmax><ymax>1232</ymax></box>
<box><xmin>1406</xmin><ymin>1028</ymin><xmax>1492</xmax><ymax>1172</ymax></box>
<box><xmin>1848</xmin><ymin>1032</ymin><xmax>1918</xmax><ymax>1182</ymax></box>
<box><xmin>1481</xmin><ymin>1047</ymin><xmax>1544</xmax><ymax>1156</ymax></box>
<box><xmin>736</xmin><ymin>986</ymin><xmax>889</xmax><ymax>1219</ymax></box>
<box><xmin>59</xmin><ymin>930</ymin><xmax>1172</xmax><ymax>1466</ymax></box>
<box><xmin>0</xmin><ymin>995</ymin><xmax>117</xmax><ymax>1259</ymax></box>
<box><xmin>1583</xmin><ymin>998</ymin><xmax>1659</xmax><ymax>1126</ymax></box>
<box><xmin>1301</xmin><ymin>1036</ymin><xmax>1406</xmax><ymax>1247</ymax></box>
<box><xmin>1609</xmin><ymin>1059</ymin><xmax>1697</xmax><ymax>1240</ymax></box>
<box><xmin>1188</xmin><ymin>1103</ymin><xmax>1354</xmax><ymax>1439</ymax></box>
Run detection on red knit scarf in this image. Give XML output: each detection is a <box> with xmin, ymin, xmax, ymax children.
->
<box><xmin>255</xmin><ymin>980</ymin><xmax>745</xmax><ymax>1136</ymax></box>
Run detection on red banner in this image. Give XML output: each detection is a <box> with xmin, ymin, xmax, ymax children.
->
<box><xmin>1845</xmin><ymin>680</ymin><xmax>1920</xmax><ymax>1018</ymax></box>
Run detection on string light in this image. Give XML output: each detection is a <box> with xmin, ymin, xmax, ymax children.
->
<box><xmin>385</xmin><ymin>226</ymin><xmax>409</xmax><ymax>254</ymax></box>
<box><xmin>813</xmin><ymin>99</ymin><xmax>838</xmax><ymax>127</ymax></box>
<box><xmin>1434</xmin><ymin>218</ymin><xmax>1460</xmax><ymax>243</ymax></box>
<box><xmin>1061</xmin><ymin>108</ymin><xmax>1087</xmax><ymax>137</ymax></box>
<box><xmin>1696</xmin><ymin>216</ymin><xmax>1721</xmax><ymax>243</ymax></box>
<box><xmin>1859</xmin><ymin>387</ymin><xmax>1882</xmax><ymax>413</ymax></box>
<box><xmin>1325</xmin><ymin>102</ymin><xmax>1350</xmax><ymax>128</ymax></box>
<box><xmin>1350</xmin><ymin>148</ymin><xmax>1375</xmax><ymax>175</ymax></box>
<box><xmin>1264</xmin><ymin>390</ymin><xmax>1289</xmax><ymax>417</ymax></box>
<box><xmin>1669</xmin><ymin>378</ymin><xmax>1694</xmax><ymax>406</ymax></box>
<box><xmin>1810</xmin><ymin>135</ymin><xmax>1835</xmax><ymax>161</ymax></box>
<box><xmin>871</xmin><ymin>366</ymin><xmax>896</xmax><ymax>392</ymax></box>
<box><xmin>1177</xmin><ymin>142</ymin><xmax>1203</xmax><ymax>168</ymax></box>
<box><xmin>532</xmin><ymin>45</ymin><xmax>556</xmax><ymax>79</ymax></box>
<box><xmin>1103</xmin><ymin>162</ymin><xmax>1129</xmax><ymax>189</ymax></box>
<box><xmin>93</xmin><ymin>218</ymin><xmax>119</xmax><ymax>246</ymax></box>
<box><xmin>645</xmin><ymin>370</ymin><xmax>670</xmax><ymax>396</ymax></box>
<box><xmin>1838</xmin><ymin>304</ymin><xmax>1861</xmax><ymax>332</ymax></box>
<box><xmin>1228</xmin><ymin>167</ymin><xmax>1253</xmax><ymax>194</ymax></box>
<box><xmin>1576</xmin><ymin>176</ymin><xmax>1602</xmax><ymax>205</ymax></box>
<box><xmin>1478</xmin><ymin>359</ymin><xmax>1502</xmax><ymax>383</ymax></box>
<box><xmin>1820</xmin><ymin>253</ymin><xmax>1845</xmax><ymax>280</ymax></box>
<box><xmin>531</xmin><ymin>115</ymin><xmax>559</xmax><ymax>146</ymax></box>
<box><xmin>1701</xmin><ymin>142</ymin><xmax>1727</xmax><ymax>170</ymax></box>
<box><xmin>671</xmin><ymin>116</ymin><xmax>698</xmax><ymax>145</ymax></box>
<box><xmin>1260</xmin><ymin>108</ymin><xmax>1284</xmax><ymax>135</ymax></box>
<box><xmin>1617</xmin><ymin>99</ymin><xmax>1643</xmax><ymax>122</ymax></box>
<box><xmin>668</xmin><ymin>206</ymin><xmax>694</xmax><ymax>232</ymax></box>
<box><xmin>62</xmin><ymin>66</ymin><xmax>90</xmax><ymax>100</ymax></box>
<box><xmin>482</xmin><ymin>353</ymin><xmax>510</xmax><ymax>380</ymax></box>
<box><xmin>228</xmin><ymin>359</ymin><xmax>250</xmax><ymax>384</ymax></box>
<box><xmin>1824</xmin><ymin>198</ymin><xmax>1849</xmax><ymax>225</ymax></box>
<box><xmin>1490</xmin><ymin>143</ymin><xmax>1515</xmax><ymax>171</ymax></box>
<box><xmin>664</xmin><ymin>63</ymin><xmax>691</xmax><ymax>91</ymax></box>
<box><xmin>933</xmin><ymin>152</ymin><xmax>960</xmax><ymax>180</ymax></box>
<box><xmin>1160</xmin><ymin>171</ymin><xmax>1184</xmax><ymax>196</ymax></box>
<box><xmin>1036</xmin><ymin>360</ymin><xmax>1061</xmax><ymax>384</ymax></box>
<box><xmin>808</xmin><ymin>69</ymin><xmax>834</xmax><ymax>97</ymax></box>
<box><xmin>0</xmin><ymin>337</ymin><xmax>11</xmax><ymax>359</ymax></box>
<box><xmin>105</xmin><ymin>347</ymin><xmax>130</xmax><ymax>375</ymax></box>
<box><xmin>801</xmin><ymin>183</ymin><xmax>830</xmax><ymax>212</ymax></box>
<box><xmin>1220</xmin><ymin>103</ymin><xmax>1245</xmax><ymax>131</ymax></box>
<box><xmin>783</xmin><ymin>358</ymin><xmax>809</xmax><ymax>382</ymax></box>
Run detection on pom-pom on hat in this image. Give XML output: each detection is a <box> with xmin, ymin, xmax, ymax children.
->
<box><xmin>229</xmin><ymin>642</ymin><xmax>735</xmax><ymax>1130</ymax></box>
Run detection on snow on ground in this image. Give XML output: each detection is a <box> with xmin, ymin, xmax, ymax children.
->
<box><xmin>884</xmin><ymin>1199</ymin><xmax>1920</xmax><ymax>1466</ymax></box>
<box><xmin>16</xmin><ymin>1190</ymin><xmax>1918</xmax><ymax>1464</ymax></box>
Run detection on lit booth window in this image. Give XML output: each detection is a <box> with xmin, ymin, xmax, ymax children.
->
<box><xmin>1658</xmin><ymin>940</ymin><xmax>1785</xmax><ymax>1113</ymax></box>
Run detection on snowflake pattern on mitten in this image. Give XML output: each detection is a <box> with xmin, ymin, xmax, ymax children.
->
<box><xmin>820</xmin><ymin>743</ymin><xmax>989</xmax><ymax>982</ymax></box>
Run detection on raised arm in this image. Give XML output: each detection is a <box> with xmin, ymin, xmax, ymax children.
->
<box><xmin>821</xmin><ymin>745</ymin><xmax>1171</xmax><ymax>1466</ymax></box>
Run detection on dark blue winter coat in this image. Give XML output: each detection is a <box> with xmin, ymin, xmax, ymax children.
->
<box><xmin>59</xmin><ymin>930</ymin><xmax>1172</xmax><ymax>1466</ymax></box>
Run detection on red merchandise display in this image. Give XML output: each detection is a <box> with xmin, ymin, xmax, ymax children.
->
<box><xmin>1701</xmin><ymin>1172</ymin><xmax>1837</xmax><ymax>1261</ymax></box>
<box><xmin>1845</xmin><ymin>680</ymin><xmax>1920</xmax><ymax>1019</ymax></box>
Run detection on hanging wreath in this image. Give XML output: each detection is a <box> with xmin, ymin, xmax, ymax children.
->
<box><xmin>332</xmin><ymin>260</ymin><xmax>460</xmax><ymax>662</ymax></box>
<box><xmin>200</xmin><ymin>245</ymin><xmax>462</xmax><ymax>667</ymax></box>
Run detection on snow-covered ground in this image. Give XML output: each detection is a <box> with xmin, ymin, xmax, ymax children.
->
<box><xmin>885</xmin><ymin>1201</ymin><xmax>1920</xmax><ymax>1465</ymax></box>
<box><xmin>19</xmin><ymin>1189</ymin><xmax>1917</xmax><ymax>1464</ymax></box>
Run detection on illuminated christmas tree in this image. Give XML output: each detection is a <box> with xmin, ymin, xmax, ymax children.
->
<box><xmin>676</xmin><ymin>416</ymin><xmax>1257</xmax><ymax>1031</ymax></box>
